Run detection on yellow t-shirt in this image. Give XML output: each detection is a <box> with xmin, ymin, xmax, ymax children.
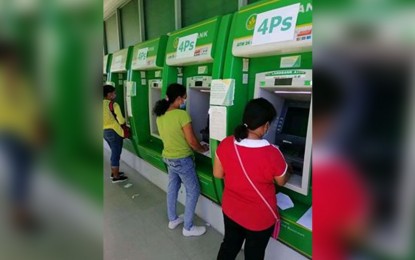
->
<box><xmin>103</xmin><ymin>99</ymin><xmax>125</xmax><ymax>137</ymax></box>
<box><xmin>0</xmin><ymin>69</ymin><xmax>39</xmax><ymax>145</ymax></box>
<box><xmin>157</xmin><ymin>109</ymin><xmax>193</xmax><ymax>159</ymax></box>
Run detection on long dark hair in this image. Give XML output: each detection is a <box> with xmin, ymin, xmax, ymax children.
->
<box><xmin>234</xmin><ymin>98</ymin><xmax>277</xmax><ymax>142</ymax></box>
<box><xmin>153</xmin><ymin>83</ymin><xmax>186</xmax><ymax>116</ymax></box>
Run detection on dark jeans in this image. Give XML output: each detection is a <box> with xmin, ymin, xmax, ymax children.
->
<box><xmin>217</xmin><ymin>213</ymin><xmax>274</xmax><ymax>260</ymax></box>
<box><xmin>0</xmin><ymin>135</ymin><xmax>33</xmax><ymax>206</ymax></box>
<box><xmin>104</xmin><ymin>129</ymin><xmax>123</xmax><ymax>167</ymax></box>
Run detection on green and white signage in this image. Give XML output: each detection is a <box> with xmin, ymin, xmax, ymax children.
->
<box><xmin>231</xmin><ymin>0</ymin><xmax>312</xmax><ymax>57</ymax></box>
<box><xmin>252</xmin><ymin>3</ymin><xmax>300</xmax><ymax>46</ymax></box>
<box><xmin>166</xmin><ymin>17</ymin><xmax>218</xmax><ymax>66</ymax></box>
<box><xmin>110</xmin><ymin>48</ymin><xmax>129</xmax><ymax>72</ymax></box>
<box><xmin>136</xmin><ymin>47</ymin><xmax>148</xmax><ymax>67</ymax></box>
<box><xmin>131</xmin><ymin>36</ymin><xmax>168</xmax><ymax>70</ymax></box>
<box><xmin>176</xmin><ymin>33</ymin><xmax>198</xmax><ymax>58</ymax></box>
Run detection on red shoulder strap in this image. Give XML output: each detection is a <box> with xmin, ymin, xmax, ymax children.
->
<box><xmin>109</xmin><ymin>101</ymin><xmax>118</xmax><ymax>121</ymax></box>
<box><xmin>109</xmin><ymin>101</ymin><xmax>114</xmax><ymax>112</ymax></box>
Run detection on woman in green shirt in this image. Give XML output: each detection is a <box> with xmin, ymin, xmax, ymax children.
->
<box><xmin>153</xmin><ymin>83</ymin><xmax>208</xmax><ymax>237</ymax></box>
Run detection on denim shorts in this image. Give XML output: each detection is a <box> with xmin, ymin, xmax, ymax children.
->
<box><xmin>104</xmin><ymin>129</ymin><xmax>123</xmax><ymax>167</ymax></box>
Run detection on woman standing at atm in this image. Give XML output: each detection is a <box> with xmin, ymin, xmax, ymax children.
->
<box><xmin>214</xmin><ymin>98</ymin><xmax>290</xmax><ymax>260</ymax></box>
<box><xmin>153</xmin><ymin>83</ymin><xmax>208</xmax><ymax>237</ymax></box>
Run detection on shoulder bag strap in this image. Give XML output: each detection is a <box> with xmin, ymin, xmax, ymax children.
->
<box><xmin>233</xmin><ymin>140</ymin><xmax>279</xmax><ymax>222</ymax></box>
<box><xmin>109</xmin><ymin>101</ymin><xmax>120</xmax><ymax>124</ymax></box>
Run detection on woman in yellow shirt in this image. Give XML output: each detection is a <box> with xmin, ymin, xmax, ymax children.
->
<box><xmin>103</xmin><ymin>84</ymin><xmax>128</xmax><ymax>183</ymax></box>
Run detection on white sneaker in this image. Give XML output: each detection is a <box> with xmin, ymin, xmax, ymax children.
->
<box><xmin>168</xmin><ymin>215</ymin><xmax>184</xmax><ymax>229</ymax></box>
<box><xmin>182</xmin><ymin>225</ymin><xmax>206</xmax><ymax>237</ymax></box>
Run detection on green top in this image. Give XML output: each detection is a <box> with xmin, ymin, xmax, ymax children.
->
<box><xmin>157</xmin><ymin>109</ymin><xmax>193</xmax><ymax>159</ymax></box>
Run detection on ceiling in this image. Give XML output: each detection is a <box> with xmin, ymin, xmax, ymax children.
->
<box><xmin>104</xmin><ymin>0</ymin><xmax>130</xmax><ymax>20</ymax></box>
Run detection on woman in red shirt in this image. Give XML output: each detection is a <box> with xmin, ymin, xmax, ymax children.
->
<box><xmin>214</xmin><ymin>98</ymin><xmax>290</xmax><ymax>260</ymax></box>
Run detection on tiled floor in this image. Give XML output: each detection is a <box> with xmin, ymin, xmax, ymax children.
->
<box><xmin>104</xmin><ymin>154</ymin><xmax>244</xmax><ymax>260</ymax></box>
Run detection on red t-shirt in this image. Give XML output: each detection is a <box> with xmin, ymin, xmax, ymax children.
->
<box><xmin>313</xmin><ymin>151</ymin><xmax>370</xmax><ymax>260</ymax></box>
<box><xmin>216</xmin><ymin>136</ymin><xmax>287</xmax><ymax>231</ymax></box>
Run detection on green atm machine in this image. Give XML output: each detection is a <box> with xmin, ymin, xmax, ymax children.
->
<box><xmin>126</xmin><ymin>36</ymin><xmax>169</xmax><ymax>171</ymax></box>
<box><xmin>107</xmin><ymin>47</ymin><xmax>136</xmax><ymax>154</ymax></box>
<box><xmin>219</xmin><ymin>0</ymin><xmax>312</xmax><ymax>257</ymax></box>
<box><xmin>162</xmin><ymin>15</ymin><xmax>233</xmax><ymax>203</ymax></box>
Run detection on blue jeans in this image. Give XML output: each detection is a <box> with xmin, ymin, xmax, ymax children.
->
<box><xmin>0</xmin><ymin>134</ymin><xmax>33</xmax><ymax>206</ymax></box>
<box><xmin>164</xmin><ymin>156</ymin><xmax>200</xmax><ymax>230</ymax></box>
<box><xmin>104</xmin><ymin>129</ymin><xmax>123</xmax><ymax>167</ymax></box>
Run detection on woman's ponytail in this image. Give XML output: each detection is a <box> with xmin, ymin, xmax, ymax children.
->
<box><xmin>234</xmin><ymin>123</ymin><xmax>249</xmax><ymax>142</ymax></box>
<box><xmin>153</xmin><ymin>99</ymin><xmax>170</xmax><ymax>116</ymax></box>
<box><xmin>153</xmin><ymin>83</ymin><xmax>186</xmax><ymax>116</ymax></box>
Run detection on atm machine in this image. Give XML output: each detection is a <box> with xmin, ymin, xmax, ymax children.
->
<box><xmin>107</xmin><ymin>47</ymin><xmax>136</xmax><ymax>154</ymax></box>
<box><xmin>126</xmin><ymin>36</ymin><xmax>168</xmax><ymax>171</ymax></box>
<box><xmin>162</xmin><ymin>15</ymin><xmax>233</xmax><ymax>203</ymax></box>
<box><xmin>253</xmin><ymin>69</ymin><xmax>312</xmax><ymax>195</ymax></box>
<box><xmin>217</xmin><ymin>0</ymin><xmax>312</xmax><ymax>257</ymax></box>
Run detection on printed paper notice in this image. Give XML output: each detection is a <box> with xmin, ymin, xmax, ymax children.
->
<box><xmin>177</xmin><ymin>67</ymin><xmax>183</xmax><ymax>76</ymax></box>
<box><xmin>242</xmin><ymin>58</ymin><xmax>249</xmax><ymax>72</ymax></box>
<box><xmin>242</xmin><ymin>73</ymin><xmax>249</xmax><ymax>84</ymax></box>
<box><xmin>140</xmin><ymin>71</ymin><xmax>146</xmax><ymax>78</ymax></box>
<box><xmin>126</xmin><ymin>81</ymin><xmax>136</xmax><ymax>96</ymax></box>
<box><xmin>125</xmin><ymin>81</ymin><xmax>136</xmax><ymax>117</ymax></box>
<box><xmin>296</xmin><ymin>207</ymin><xmax>312</xmax><ymax>230</ymax></box>
<box><xmin>125</xmin><ymin>95</ymin><xmax>132</xmax><ymax>117</ymax></box>
<box><xmin>209</xmin><ymin>106</ymin><xmax>227</xmax><ymax>141</ymax></box>
<box><xmin>210</xmin><ymin>79</ymin><xmax>235</xmax><ymax>106</ymax></box>
<box><xmin>130</xmin><ymin>83</ymin><xmax>136</xmax><ymax>96</ymax></box>
<box><xmin>276</xmin><ymin>192</ymin><xmax>294</xmax><ymax>210</ymax></box>
<box><xmin>155</xmin><ymin>70</ymin><xmax>161</xmax><ymax>78</ymax></box>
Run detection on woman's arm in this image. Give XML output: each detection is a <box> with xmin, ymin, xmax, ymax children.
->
<box><xmin>182</xmin><ymin>123</ymin><xmax>208</xmax><ymax>153</ymax></box>
<box><xmin>213</xmin><ymin>154</ymin><xmax>224</xmax><ymax>179</ymax></box>
<box><xmin>274</xmin><ymin>163</ymin><xmax>292</xmax><ymax>186</ymax></box>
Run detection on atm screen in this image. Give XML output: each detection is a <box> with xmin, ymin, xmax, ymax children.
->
<box><xmin>281</xmin><ymin>107</ymin><xmax>309</xmax><ymax>137</ymax></box>
<box><xmin>274</xmin><ymin>78</ymin><xmax>293</xmax><ymax>85</ymax></box>
<box><xmin>195</xmin><ymin>81</ymin><xmax>203</xmax><ymax>87</ymax></box>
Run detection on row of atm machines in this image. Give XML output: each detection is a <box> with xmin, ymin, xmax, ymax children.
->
<box><xmin>104</xmin><ymin>0</ymin><xmax>312</xmax><ymax>257</ymax></box>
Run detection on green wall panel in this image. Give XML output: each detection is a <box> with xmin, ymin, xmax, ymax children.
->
<box><xmin>105</xmin><ymin>14</ymin><xmax>119</xmax><ymax>53</ymax></box>
<box><xmin>182</xmin><ymin>0</ymin><xmax>238</xmax><ymax>27</ymax></box>
<box><xmin>144</xmin><ymin>0</ymin><xmax>175</xmax><ymax>40</ymax></box>
<box><xmin>121</xmin><ymin>0</ymin><xmax>140</xmax><ymax>47</ymax></box>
